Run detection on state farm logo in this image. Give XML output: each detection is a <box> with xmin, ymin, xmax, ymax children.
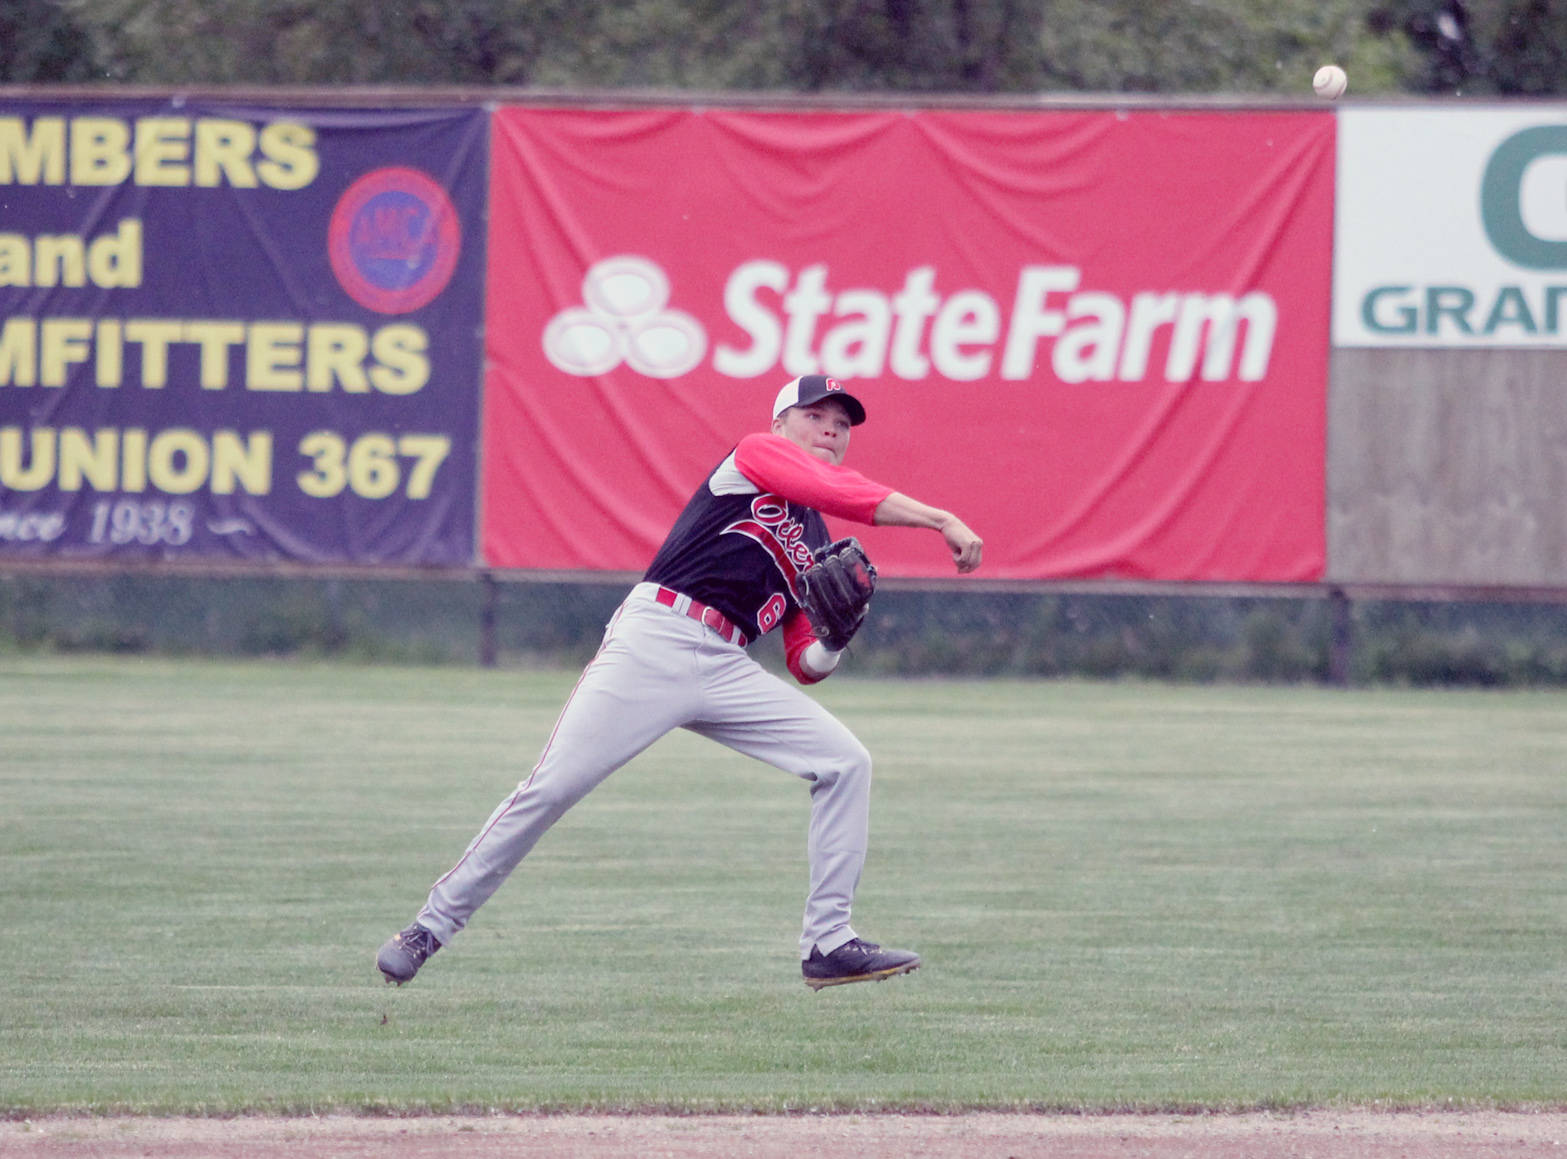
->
<box><xmin>542</xmin><ymin>256</ymin><xmax>707</xmax><ymax>378</ymax></box>
<box><xmin>542</xmin><ymin>256</ymin><xmax>1277</xmax><ymax>384</ymax></box>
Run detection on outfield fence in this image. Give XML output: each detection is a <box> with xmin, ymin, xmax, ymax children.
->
<box><xmin>3</xmin><ymin>88</ymin><xmax>1564</xmax><ymax>681</ymax></box>
<box><xmin>5</xmin><ymin>565</ymin><xmax>1567</xmax><ymax>689</ymax></box>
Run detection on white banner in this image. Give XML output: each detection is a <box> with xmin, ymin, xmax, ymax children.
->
<box><xmin>1335</xmin><ymin>106</ymin><xmax>1567</xmax><ymax>347</ymax></box>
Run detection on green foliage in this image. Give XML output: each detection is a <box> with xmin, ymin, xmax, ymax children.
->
<box><xmin>1367</xmin><ymin>0</ymin><xmax>1567</xmax><ymax>95</ymax></box>
<box><xmin>0</xmin><ymin>0</ymin><xmax>1542</xmax><ymax>94</ymax></box>
<box><xmin>1359</xmin><ymin>601</ymin><xmax>1567</xmax><ymax>686</ymax></box>
<box><xmin>526</xmin><ymin>1</ymin><xmax>809</xmax><ymax>90</ymax></box>
<box><xmin>0</xmin><ymin>0</ymin><xmax>98</xmax><ymax>82</ymax></box>
<box><xmin>53</xmin><ymin>0</ymin><xmax>573</xmax><ymax>85</ymax></box>
<box><xmin>2</xmin><ymin>658</ymin><xmax>1565</xmax><ymax>1111</ymax></box>
<box><xmin>1039</xmin><ymin>0</ymin><xmax>1368</xmax><ymax>93</ymax></box>
<box><xmin>758</xmin><ymin>0</ymin><xmax>1047</xmax><ymax>93</ymax></box>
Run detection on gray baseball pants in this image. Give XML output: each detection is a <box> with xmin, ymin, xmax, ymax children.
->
<box><xmin>416</xmin><ymin>585</ymin><xmax>871</xmax><ymax>959</ymax></box>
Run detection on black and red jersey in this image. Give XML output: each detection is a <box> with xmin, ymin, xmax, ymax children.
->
<box><xmin>643</xmin><ymin>433</ymin><xmax>892</xmax><ymax>648</ymax></box>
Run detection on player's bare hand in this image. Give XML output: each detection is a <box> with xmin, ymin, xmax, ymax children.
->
<box><xmin>943</xmin><ymin>517</ymin><xmax>983</xmax><ymax>573</ymax></box>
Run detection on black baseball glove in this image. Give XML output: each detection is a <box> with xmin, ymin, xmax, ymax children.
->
<box><xmin>797</xmin><ymin>537</ymin><xmax>877</xmax><ymax>652</ymax></box>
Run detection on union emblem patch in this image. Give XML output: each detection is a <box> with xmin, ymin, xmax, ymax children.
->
<box><xmin>328</xmin><ymin>167</ymin><xmax>460</xmax><ymax>314</ymax></box>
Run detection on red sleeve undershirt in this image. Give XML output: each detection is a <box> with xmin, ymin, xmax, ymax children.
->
<box><xmin>732</xmin><ymin>432</ymin><xmax>893</xmax><ymax>525</ymax></box>
<box><xmin>782</xmin><ymin>609</ymin><xmax>828</xmax><ymax>685</ymax></box>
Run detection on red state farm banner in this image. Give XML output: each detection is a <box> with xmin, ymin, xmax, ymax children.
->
<box><xmin>482</xmin><ymin>107</ymin><xmax>1332</xmax><ymax>581</ymax></box>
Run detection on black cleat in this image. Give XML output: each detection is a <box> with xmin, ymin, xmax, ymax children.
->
<box><xmin>377</xmin><ymin>922</ymin><xmax>441</xmax><ymax>985</ymax></box>
<box><xmin>802</xmin><ymin>938</ymin><xmax>921</xmax><ymax>990</ymax></box>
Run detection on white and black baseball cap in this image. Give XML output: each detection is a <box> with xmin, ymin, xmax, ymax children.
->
<box><xmin>771</xmin><ymin>374</ymin><xmax>867</xmax><ymax>426</ymax></box>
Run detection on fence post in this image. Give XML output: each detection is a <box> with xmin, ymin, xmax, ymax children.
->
<box><xmin>1328</xmin><ymin>586</ymin><xmax>1352</xmax><ymax>687</ymax></box>
<box><xmin>479</xmin><ymin>572</ymin><xmax>498</xmax><ymax>668</ymax></box>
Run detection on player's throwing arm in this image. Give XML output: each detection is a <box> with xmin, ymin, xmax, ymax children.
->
<box><xmin>873</xmin><ymin>492</ymin><xmax>984</xmax><ymax>573</ymax></box>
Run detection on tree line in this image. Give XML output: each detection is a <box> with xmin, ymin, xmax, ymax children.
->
<box><xmin>3</xmin><ymin>0</ymin><xmax>1563</xmax><ymax>97</ymax></box>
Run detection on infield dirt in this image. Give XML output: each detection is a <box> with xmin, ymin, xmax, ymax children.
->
<box><xmin>4</xmin><ymin>1110</ymin><xmax>1566</xmax><ymax>1158</ymax></box>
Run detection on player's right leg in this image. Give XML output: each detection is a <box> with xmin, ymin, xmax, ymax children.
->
<box><xmin>377</xmin><ymin>597</ymin><xmax>702</xmax><ymax>985</ymax></box>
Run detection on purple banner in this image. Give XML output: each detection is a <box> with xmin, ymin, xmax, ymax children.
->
<box><xmin>0</xmin><ymin>100</ymin><xmax>485</xmax><ymax>565</ymax></box>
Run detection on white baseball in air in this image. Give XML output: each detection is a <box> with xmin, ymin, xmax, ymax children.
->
<box><xmin>1313</xmin><ymin>64</ymin><xmax>1348</xmax><ymax>100</ymax></box>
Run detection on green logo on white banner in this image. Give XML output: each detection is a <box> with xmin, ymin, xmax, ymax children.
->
<box><xmin>1481</xmin><ymin>125</ymin><xmax>1567</xmax><ymax>270</ymax></box>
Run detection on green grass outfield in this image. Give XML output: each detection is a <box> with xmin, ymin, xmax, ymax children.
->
<box><xmin>2</xmin><ymin>655</ymin><xmax>1564</xmax><ymax>1114</ymax></box>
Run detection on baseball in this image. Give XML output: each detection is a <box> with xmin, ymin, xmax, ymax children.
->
<box><xmin>1313</xmin><ymin>64</ymin><xmax>1348</xmax><ymax>100</ymax></box>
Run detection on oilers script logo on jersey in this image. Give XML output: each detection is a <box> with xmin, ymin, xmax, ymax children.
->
<box><xmin>724</xmin><ymin>493</ymin><xmax>814</xmax><ymax>598</ymax></box>
<box><xmin>543</xmin><ymin>256</ymin><xmax>707</xmax><ymax>378</ymax></box>
<box><xmin>328</xmin><ymin>167</ymin><xmax>461</xmax><ymax>315</ymax></box>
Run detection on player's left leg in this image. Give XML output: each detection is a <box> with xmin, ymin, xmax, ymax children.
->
<box><xmin>686</xmin><ymin>650</ymin><xmax>919</xmax><ymax>987</ymax></box>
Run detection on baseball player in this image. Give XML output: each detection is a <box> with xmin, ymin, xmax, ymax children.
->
<box><xmin>377</xmin><ymin>374</ymin><xmax>983</xmax><ymax>990</ymax></box>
